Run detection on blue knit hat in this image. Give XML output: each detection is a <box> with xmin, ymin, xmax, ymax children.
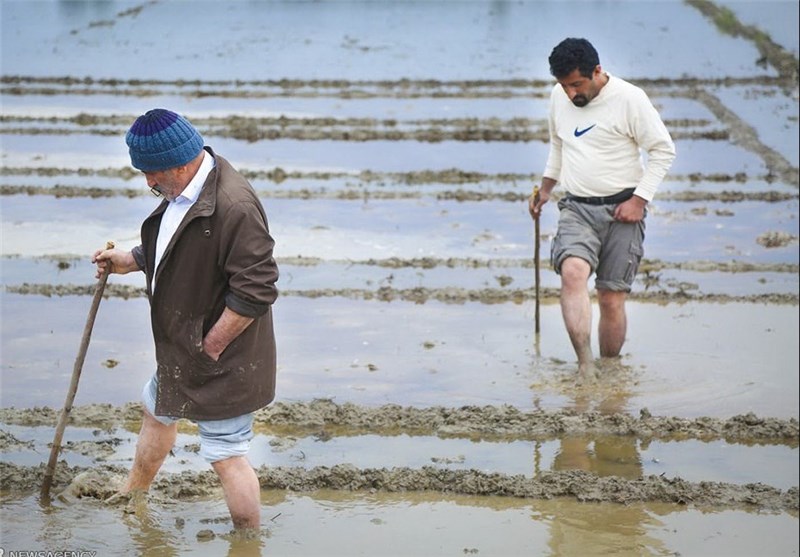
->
<box><xmin>126</xmin><ymin>109</ymin><xmax>204</xmax><ymax>171</ymax></box>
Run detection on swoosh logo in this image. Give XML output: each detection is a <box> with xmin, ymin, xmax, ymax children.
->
<box><xmin>574</xmin><ymin>125</ymin><xmax>596</xmax><ymax>137</ymax></box>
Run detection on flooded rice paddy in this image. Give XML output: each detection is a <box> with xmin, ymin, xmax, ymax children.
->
<box><xmin>1</xmin><ymin>0</ymin><xmax>798</xmax><ymax>555</ymax></box>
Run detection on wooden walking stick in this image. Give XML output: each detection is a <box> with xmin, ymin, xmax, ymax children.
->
<box><xmin>532</xmin><ymin>186</ymin><xmax>541</xmax><ymax>335</ymax></box>
<box><xmin>41</xmin><ymin>241</ymin><xmax>114</xmax><ymax>502</ymax></box>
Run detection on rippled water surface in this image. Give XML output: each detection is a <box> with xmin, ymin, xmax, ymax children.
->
<box><xmin>1</xmin><ymin>1</ymin><xmax>798</xmax><ymax>555</ymax></box>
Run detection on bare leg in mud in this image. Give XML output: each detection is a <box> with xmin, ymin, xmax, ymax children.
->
<box><xmin>212</xmin><ymin>456</ymin><xmax>261</xmax><ymax>530</ymax></box>
<box><xmin>102</xmin><ymin>410</ymin><xmax>176</xmax><ymax>506</ymax></box>
<box><xmin>559</xmin><ymin>257</ymin><xmax>597</xmax><ymax>378</ymax></box>
<box><xmin>597</xmin><ymin>289</ymin><xmax>628</xmax><ymax>359</ymax></box>
<box><xmin>121</xmin><ymin>410</ymin><xmax>177</xmax><ymax>494</ymax></box>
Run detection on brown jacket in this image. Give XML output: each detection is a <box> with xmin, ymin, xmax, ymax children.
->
<box><xmin>132</xmin><ymin>149</ymin><xmax>278</xmax><ymax>420</ymax></box>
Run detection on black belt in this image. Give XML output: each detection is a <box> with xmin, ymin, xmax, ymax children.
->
<box><xmin>566</xmin><ymin>188</ymin><xmax>636</xmax><ymax>205</ymax></box>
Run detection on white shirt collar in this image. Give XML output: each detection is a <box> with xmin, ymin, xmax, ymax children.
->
<box><xmin>175</xmin><ymin>149</ymin><xmax>216</xmax><ymax>204</ymax></box>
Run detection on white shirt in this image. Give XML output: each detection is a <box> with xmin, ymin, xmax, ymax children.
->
<box><xmin>153</xmin><ymin>151</ymin><xmax>216</xmax><ymax>290</ymax></box>
<box><xmin>543</xmin><ymin>73</ymin><xmax>676</xmax><ymax>201</ymax></box>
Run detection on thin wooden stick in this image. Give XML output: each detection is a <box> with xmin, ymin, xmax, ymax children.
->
<box><xmin>533</xmin><ymin>186</ymin><xmax>541</xmax><ymax>335</ymax></box>
<box><xmin>40</xmin><ymin>241</ymin><xmax>114</xmax><ymax>502</ymax></box>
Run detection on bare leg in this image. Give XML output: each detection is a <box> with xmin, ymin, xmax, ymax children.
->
<box><xmin>122</xmin><ymin>410</ymin><xmax>177</xmax><ymax>493</ymax></box>
<box><xmin>559</xmin><ymin>257</ymin><xmax>596</xmax><ymax>376</ymax></box>
<box><xmin>212</xmin><ymin>456</ymin><xmax>261</xmax><ymax>530</ymax></box>
<box><xmin>597</xmin><ymin>289</ymin><xmax>628</xmax><ymax>358</ymax></box>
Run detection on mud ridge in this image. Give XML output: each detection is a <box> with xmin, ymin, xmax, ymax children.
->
<box><xmin>5</xmin><ymin>283</ymin><xmax>797</xmax><ymax>306</ymax></box>
<box><xmin>1</xmin><ymin>74</ymin><xmax>791</xmax><ymax>99</ymax></box>
<box><xmin>0</xmin><ymin>115</ymin><xmax>723</xmax><ymax>144</ymax></box>
<box><xmin>0</xmin><ymin>114</ymin><xmax>712</xmax><ymax>129</ymax></box>
<box><xmin>3</xmin><ymin>184</ymin><xmax>796</xmax><ymax>205</ymax></box>
<box><xmin>253</xmin><ymin>465</ymin><xmax>799</xmax><ymax>511</ymax></box>
<box><xmin>692</xmin><ymin>88</ymin><xmax>798</xmax><ymax>186</ymax></box>
<box><xmin>0</xmin><ymin>165</ymin><xmax>781</xmax><ymax>186</ymax></box>
<box><xmin>687</xmin><ymin>0</ymin><xmax>799</xmax><ymax>84</ymax></box>
<box><xmin>279</xmin><ymin>287</ymin><xmax>799</xmax><ymax>306</ymax></box>
<box><xmin>0</xmin><ymin>125</ymin><xmax>725</xmax><ymax>144</ymax></box>
<box><xmin>10</xmin><ymin>254</ymin><xmax>799</xmax><ymax>274</ymax></box>
<box><xmin>1</xmin><ymin>462</ymin><xmax>796</xmax><ymax>511</ymax></box>
<box><xmin>1</xmin><ymin>401</ymin><xmax>796</xmax><ymax>444</ymax></box>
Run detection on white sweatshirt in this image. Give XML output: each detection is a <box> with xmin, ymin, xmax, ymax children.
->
<box><xmin>542</xmin><ymin>73</ymin><xmax>676</xmax><ymax>202</ymax></box>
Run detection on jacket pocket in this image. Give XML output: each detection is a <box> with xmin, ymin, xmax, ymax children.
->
<box><xmin>189</xmin><ymin>317</ymin><xmax>222</xmax><ymax>377</ymax></box>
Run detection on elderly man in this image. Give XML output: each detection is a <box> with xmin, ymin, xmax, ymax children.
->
<box><xmin>94</xmin><ymin>108</ymin><xmax>278</xmax><ymax>530</ymax></box>
<box><xmin>529</xmin><ymin>38</ymin><xmax>675</xmax><ymax>377</ymax></box>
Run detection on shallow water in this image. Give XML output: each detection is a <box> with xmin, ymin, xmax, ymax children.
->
<box><xmin>1</xmin><ymin>490</ymin><xmax>798</xmax><ymax>557</ymax></box>
<box><xmin>1</xmin><ymin>294</ymin><xmax>798</xmax><ymax>417</ymax></box>
<box><xmin>0</xmin><ymin>1</ymin><xmax>776</xmax><ymax>81</ymax></box>
<box><xmin>1</xmin><ymin>1</ymin><xmax>798</xmax><ymax>555</ymax></box>
<box><xmin>3</xmin><ymin>421</ymin><xmax>798</xmax><ymax>490</ymax></box>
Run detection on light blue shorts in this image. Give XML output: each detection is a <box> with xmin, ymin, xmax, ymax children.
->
<box><xmin>142</xmin><ymin>375</ymin><xmax>254</xmax><ymax>464</ymax></box>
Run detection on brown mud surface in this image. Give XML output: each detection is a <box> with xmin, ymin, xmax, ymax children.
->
<box><xmin>1</xmin><ymin>401</ymin><xmax>797</xmax><ymax>444</ymax></box>
<box><xmin>1</xmin><ymin>462</ymin><xmax>796</xmax><ymax>512</ymax></box>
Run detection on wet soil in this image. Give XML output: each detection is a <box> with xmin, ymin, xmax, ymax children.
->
<box><xmin>1</xmin><ymin>461</ymin><xmax>797</xmax><ymax>512</ymax></box>
<box><xmin>5</xmin><ymin>281</ymin><xmax>798</xmax><ymax>305</ymax></box>
<box><xmin>1</xmin><ymin>400</ymin><xmax>797</xmax><ymax>443</ymax></box>
<box><xmin>1</xmin><ymin>1</ymin><xmax>798</xmax><ymax>554</ymax></box>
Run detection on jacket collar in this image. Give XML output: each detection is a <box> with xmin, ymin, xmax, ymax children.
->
<box><xmin>187</xmin><ymin>146</ymin><xmax>219</xmax><ymax>218</ymax></box>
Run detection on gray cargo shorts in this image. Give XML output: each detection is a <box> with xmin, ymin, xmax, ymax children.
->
<box><xmin>550</xmin><ymin>197</ymin><xmax>646</xmax><ymax>292</ymax></box>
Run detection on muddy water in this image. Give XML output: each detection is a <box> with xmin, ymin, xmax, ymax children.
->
<box><xmin>2</xmin><ymin>295</ymin><xmax>798</xmax><ymax>417</ymax></box>
<box><xmin>2</xmin><ymin>489</ymin><xmax>797</xmax><ymax>556</ymax></box>
<box><xmin>2</xmin><ymin>0</ymin><xmax>799</xmax><ymax>555</ymax></box>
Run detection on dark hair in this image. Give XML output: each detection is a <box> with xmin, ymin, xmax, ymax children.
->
<box><xmin>548</xmin><ymin>38</ymin><xmax>600</xmax><ymax>79</ymax></box>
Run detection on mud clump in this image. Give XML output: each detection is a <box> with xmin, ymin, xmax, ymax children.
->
<box><xmin>0</xmin><ymin>402</ymin><xmax>144</xmax><ymax>428</ymax></box>
<box><xmin>0</xmin><ymin>429</ymin><xmax>35</xmax><ymax>451</ymax></box>
<box><xmin>757</xmin><ymin>231</ymin><xmax>798</xmax><ymax>248</ymax></box>
<box><xmin>58</xmin><ymin>468</ymin><xmax>125</xmax><ymax>501</ymax></box>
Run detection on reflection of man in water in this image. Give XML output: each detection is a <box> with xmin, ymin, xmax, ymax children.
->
<box><xmin>552</xmin><ymin>391</ymin><xmax>641</xmax><ymax>480</ymax></box>
<box><xmin>544</xmin><ymin>384</ymin><xmax>669</xmax><ymax>555</ymax></box>
<box><xmin>529</xmin><ymin>37</ymin><xmax>676</xmax><ymax>378</ymax></box>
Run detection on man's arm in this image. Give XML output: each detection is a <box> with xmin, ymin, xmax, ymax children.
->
<box><xmin>202</xmin><ymin>307</ymin><xmax>254</xmax><ymax>361</ymax></box>
<box><xmin>530</xmin><ymin>86</ymin><xmax>563</xmax><ymax>220</ymax></box>
<box><xmin>615</xmin><ymin>88</ymin><xmax>676</xmax><ymax>224</ymax></box>
<box><xmin>204</xmin><ymin>199</ymin><xmax>278</xmax><ymax>361</ymax></box>
<box><xmin>630</xmin><ymin>88</ymin><xmax>676</xmax><ymax>203</ymax></box>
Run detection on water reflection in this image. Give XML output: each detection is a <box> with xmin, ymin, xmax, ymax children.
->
<box><xmin>553</xmin><ymin>381</ymin><xmax>641</xmax><ymax>480</ymax></box>
<box><xmin>538</xmin><ymin>360</ymin><xmax>671</xmax><ymax>555</ymax></box>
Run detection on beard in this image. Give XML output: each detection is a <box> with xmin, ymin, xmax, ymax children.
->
<box><xmin>571</xmin><ymin>95</ymin><xmax>589</xmax><ymax>107</ymax></box>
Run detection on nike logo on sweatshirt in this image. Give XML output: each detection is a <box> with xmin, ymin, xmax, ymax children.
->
<box><xmin>574</xmin><ymin>125</ymin><xmax>596</xmax><ymax>137</ymax></box>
